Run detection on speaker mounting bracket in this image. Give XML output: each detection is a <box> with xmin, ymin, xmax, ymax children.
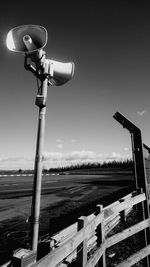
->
<box><xmin>24</xmin><ymin>55</ymin><xmax>51</xmax><ymax>84</ymax></box>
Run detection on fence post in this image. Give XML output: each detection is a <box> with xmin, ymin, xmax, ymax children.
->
<box><xmin>134</xmin><ymin>188</ymin><xmax>150</xmax><ymax>266</ymax></box>
<box><xmin>119</xmin><ymin>199</ymin><xmax>126</xmax><ymax>223</ymax></box>
<box><xmin>77</xmin><ymin>216</ymin><xmax>88</xmax><ymax>267</ymax></box>
<box><xmin>95</xmin><ymin>204</ymin><xmax>106</xmax><ymax>267</ymax></box>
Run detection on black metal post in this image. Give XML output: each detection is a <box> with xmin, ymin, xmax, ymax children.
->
<box><xmin>113</xmin><ymin>111</ymin><xmax>150</xmax><ymax>267</ymax></box>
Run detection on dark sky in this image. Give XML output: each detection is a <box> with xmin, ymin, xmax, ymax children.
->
<box><xmin>0</xmin><ymin>1</ymin><xmax>150</xmax><ymax>169</ymax></box>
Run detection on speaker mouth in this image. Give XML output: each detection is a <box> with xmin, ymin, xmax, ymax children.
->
<box><xmin>6</xmin><ymin>25</ymin><xmax>48</xmax><ymax>53</ymax></box>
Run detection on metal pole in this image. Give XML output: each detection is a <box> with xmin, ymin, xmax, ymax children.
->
<box><xmin>31</xmin><ymin>60</ymin><xmax>49</xmax><ymax>253</ymax></box>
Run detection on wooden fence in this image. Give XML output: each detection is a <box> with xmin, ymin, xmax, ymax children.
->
<box><xmin>35</xmin><ymin>188</ymin><xmax>150</xmax><ymax>267</ymax></box>
<box><xmin>45</xmin><ymin>191</ymin><xmax>134</xmax><ymax>251</ymax></box>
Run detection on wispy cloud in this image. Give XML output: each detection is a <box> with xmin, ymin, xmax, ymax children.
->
<box><xmin>43</xmin><ymin>150</ymin><xmax>101</xmax><ymax>167</ymax></box>
<box><xmin>0</xmin><ymin>150</ymin><xmax>131</xmax><ymax>170</ymax></box>
<box><xmin>105</xmin><ymin>152</ymin><xmax>121</xmax><ymax>161</ymax></box>
<box><xmin>43</xmin><ymin>152</ymin><xmax>63</xmax><ymax>161</ymax></box>
<box><xmin>64</xmin><ymin>150</ymin><xmax>96</xmax><ymax>161</ymax></box>
<box><xmin>43</xmin><ymin>150</ymin><xmax>97</xmax><ymax>162</ymax></box>
<box><xmin>137</xmin><ymin>110</ymin><xmax>146</xmax><ymax>116</ymax></box>
<box><xmin>56</xmin><ymin>139</ymin><xmax>63</xmax><ymax>143</ymax></box>
<box><xmin>0</xmin><ymin>157</ymin><xmax>34</xmax><ymax>170</ymax></box>
<box><xmin>56</xmin><ymin>138</ymin><xmax>64</xmax><ymax>149</ymax></box>
<box><xmin>56</xmin><ymin>143</ymin><xmax>63</xmax><ymax>149</ymax></box>
<box><xmin>70</xmin><ymin>139</ymin><xmax>76</xmax><ymax>143</ymax></box>
<box><xmin>43</xmin><ymin>150</ymin><xmax>129</xmax><ymax>168</ymax></box>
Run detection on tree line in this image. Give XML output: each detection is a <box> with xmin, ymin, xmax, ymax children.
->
<box><xmin>47</xmin><ymin>159</ymin><xmax>133</xmax><ymax>173</ymax></box>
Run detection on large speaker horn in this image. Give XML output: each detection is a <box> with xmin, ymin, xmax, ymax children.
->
<box><xmin>48</xmin><ymin>60</ymin><xmax>75</xmax><ymax>86</ymax></box>
<box><xmin>6</xmin><ymin>25</ymin><xmax>47</xmax><ymax>53</ymax></box>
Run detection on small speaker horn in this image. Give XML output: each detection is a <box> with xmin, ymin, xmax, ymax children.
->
<box><xmin>48</xmin><ymin>60</ymin><xmax>75</xmax><ymax>86</ymax></box>
<box><xmin>6</xmin><ymin>25</ymin><xmax>47</xmax><ymax>53</ymax></box>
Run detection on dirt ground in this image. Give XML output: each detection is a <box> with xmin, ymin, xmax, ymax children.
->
<box><xmin>0</xmin><ymin>173</ymin><xmax>134</xmax><ymax>264</ymax></box>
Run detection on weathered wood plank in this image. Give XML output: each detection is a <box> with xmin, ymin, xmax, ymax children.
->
<box><xmin>50</xmin><ymin>192</ymin><xmax>134</xmax><ymax>250</ymax></box>
<box><xmin>116</xmin><ymin>244</ymin><xmax>150</xmax><ymax>267</ymax></box>
<box><xmin>36</xmin><ymin>212</ymin><xmax>104</xmax><ymax>266</ymax></box>
<box><xmin>119</xmin><ymin>199</ymin><xmax>126</xmax><ymax>223</ymax></box>
<box><xmin>86</xmin><ymin>241</ymin><xmax>106</xmax><ymax>267</ymax></box>
<box><xmin>35</xmin><ymin>191</ymin><xmax>146</xmax><ymax>267</ymax></box>
<box><xmin>105</xmin><ymin>214</ymin><xmax>120</xmax><ymax>235</ymax></box>
<box><xmin>103</xmin><ymin>192</ymin><xmax>133</xmax><ymax>213</ymax></box>
<box><xmin>106</xmin><ymin>193</ymin><xmax>145</xmax><ymax>216</ymax></box>
<box><xmin>106</xmin><ymin>218</ymin><xmax>150</xmax><ymax>248</ymax></box>
<box><xmin>95</xmin><ymin>205</ymin><xmax>106</xmax><ymax>267</ymax></box>
<box><xmin>77</xmin><ymin>216</ymin><xmax>88</xmax><ymax>266</ymax></box>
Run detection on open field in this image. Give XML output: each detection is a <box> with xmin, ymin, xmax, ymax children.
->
<box><xmin>0</xmin><ymin>171</ymin><xmax>134</xmax><ymax>264</ymax></box>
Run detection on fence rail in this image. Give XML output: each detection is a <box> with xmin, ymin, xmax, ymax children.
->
<box><xmin>36</xmin><ymin>189</ymin><xmax>149</xmax><ymax>267</ymax></box>
<box><xmin>48</xmin><ymin>191</ymin><xmax>136</xmax><ymax>250</ymax></box>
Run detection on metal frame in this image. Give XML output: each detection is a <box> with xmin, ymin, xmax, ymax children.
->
<box><xmin>113</xmin><ymin>112</ymin><xmax>149</xmax><ymax>196</ymax></box>
<box><xmin>113</xmin><ymin>111</ymin><xmax>150</xmax><ymax>267</ymax></box>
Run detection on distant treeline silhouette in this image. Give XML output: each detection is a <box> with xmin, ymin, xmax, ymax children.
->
<box><xmin>47</xmin><ymin>159</ymin><xmax>133</xmax><ymax>173</ymax></box>
<box><xmin>0</xmin><ymin>159</ymin><xmax>133</xmax><ymax>175</ymax></box>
